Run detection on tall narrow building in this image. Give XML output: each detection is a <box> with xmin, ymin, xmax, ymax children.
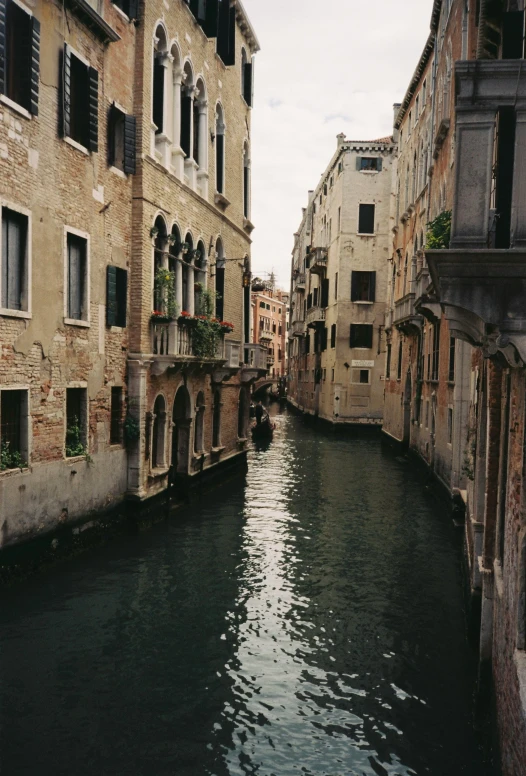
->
<box><xmin>288</xmin><ymin>134</ymin><xmax>395</xmax><ymax>425</ymax></box>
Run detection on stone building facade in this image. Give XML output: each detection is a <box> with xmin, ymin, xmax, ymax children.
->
<box><xmin>251</xmin><ymin>286</ymin><xmax>288</xmax><ymax>382</ymax></box>
<box><xmin>0</xmin><ymin>0</ymin><xmax>264</xmax><ymax>548</ymax></box>
<box><xmin>288</xmin><ymin>133</ymin><xmax>395</xmax><ymax>425</ymax></box>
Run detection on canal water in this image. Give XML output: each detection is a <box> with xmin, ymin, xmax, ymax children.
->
<box><xmin>0</xmin><ymin>409</ymin><xmax>493</xmax><ymax>776</ymax></box>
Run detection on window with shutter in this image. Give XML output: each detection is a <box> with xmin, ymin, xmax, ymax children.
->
<box><xmin>109</xmin><ymin>105</ymin><xmax>135</xmax><ymax>173</ymax></box>
<box><xmin>1</xmin><ymin>207</ymin><xmax>28</xmax><ymax>312</ymax></box>
<box><xmin>359</xmin><ymin>157</ymin><xmax>381</xmax><ymax>172</ymax></box>
<box><xmin>110</xmin><ymin>387</ymin><xmax>123</xmax><ymax>444</ymax></box>
<box><xmin>244</xmin><ymin>62</ymin><xmax>253</xmax><ymax>106</ymax></box>
<box><xmin>351</xmin><ymin>271</ymin><xmax>376</xmax><ymax>302</ymax></box>
<box><xmin>67</xmin><ymin>233</ymin><xmax>88</xmax><ymax>322</ymax></box>
<box><xmin>320</xmin><ymin>278</ymin><xmax>329</xmax><ymax>308</ymax></box>
<box><xmin>203</xmin><ymin>0</ymin><xmax>219</xmax><ymax>38</ymax></box>
<box><xmin>107</xmin><ymin>265</ymin><xmax>128</xmax><ymax>328</ymax></box>
<box><xmin>112</xmin><ymin>0</ymin><xmax>139</xmax><ymax>18</ymax></box>
<box><xmin>216</xmin><ymin>0</ymin><xmax>230</xmax><ymax>63</ymax></box>
<box><xmin>0</xmin><ymin>389</ymin><xmax>28</xmax><ymax>462</ymax></box>
<box><xmin>63</xmin><ymin>46</ymin><xmax>98</xmax><ymax>152</ymax></box>
<box><xmin>66</xmin><ymin>387</ymin><xmax>87</xmax><ymax>455</ymax></box>
<box><xmin>1</xmin><ymin>0</ymin><xmax>39</xmax><ymax>114</ymax></box>
<box><xmin>153</xmin><ymin>55</ymin><xmax>164</xmax><ymax>134</ymax></box>
<box><xmin>330</xmin><ymin>324</ymin><xmax>336</xmax><ymax>349</ymax></box>
<box><xmin>350</xmin><ymin>324</ymin><xmax>373</xmax><ymax>349</ymax></box>
<box><xmin>358</xmin><ymin>204</ymin><xmax>375</xmax><ymax>234</ymax></box>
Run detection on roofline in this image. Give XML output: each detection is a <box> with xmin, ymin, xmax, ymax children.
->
<box><xmin>394</xmin><ymin>0</ymin><xmax>442</xmax><ymax>129</ymax></box>
<box><xmin>235</xmin><ymin>0</ymin><xmax>261</xmax><ymax>54</ymax></box>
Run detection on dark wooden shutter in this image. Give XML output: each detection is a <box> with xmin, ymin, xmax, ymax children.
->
<box><xmin>127</xmin><ymin>0</ymin><xmax>139</xmax><ymax>21</ymax></box>
<box><xmin>217</xmin><ymin>0</ymin><xmax>230</xmax><ymax>62</ymax></box>
<box><xmin>369</xmin><ymin>271</ymin><xmax>376</xmax><ymax>302</ymax></box>
<box><xmin>189</xmin><ymin>0</ymin><xmax>199</xmax><ymax>18</ymax></box>
<box><xmin>358</xmin><ymin>204</ymin><xmax>375</xmax><ymax>234</ymax></box>
<box><xmin>88</xmin><ymin>66</ymin><xmax>98</xmax><ymax>152</ymax></box>
<box><xmin>123</xmin><ymin>113</ymin><xmax>136</xmax><ymax>175</ymax></box>
<box><xmin>204</xmin><ymin>0</ymin><xmax>219</xmax><ymax>37</ymax></box>
<box><xmin>62</xmin><ymin>44</ymin><xmax>71</xmax><ymax>138</ymax></box>
<box><xmin>106</xmin><ymin>265</ymin><xmax>117</xmax><ymax>326</ymax></box>
<box><xmin>107</xmin><ymin>104</ymin><xmax>116</xmax><ymax>166</ymax></box>
<box><xmin>153</xmin><ymin>57</ymin><xmax>164</xmax><ymax>133</ymax></box>
<box><xmin>377</xmin><ymin>158</ymin><xmax>382</xmax><ymax>172</ymax></box>
<box><xmin>243</xmin><ymin>62</ymin><xmax>252</xmax><ymax>106</ymax></box>
<box><xmin>243</xmin><ymin>164</ymin><xmax>249</xmax><ymax>217</ymax></box>
<box><xmin>225</xmin><ymin>5</ymin><xmax>236</xmax><ymax>65</ymax></box>
<box><xmin>0</xmin><ymin>0</ymin><xmax>5</xmax><ymax>96</ymax></box>
<box><xmin>181</xmin><ymin>91</ymin><xmax>191</xmax><ymax>157</ymax></box>
<box><xmin>502</xmin><ymin>11</ymin><xmax>525</xmax><ymax>59</ymax></box>
<box><xmin>116</xmin><ymin>268</ymin><xmax>127</xmax><ymax>327</ymax></box>
<box><xmin>330</xmin><ymin>324</ymin><xmax>336</xmax><ymax>348</ymax></box>
<box><xmin>29</xmin><ymin>16</ymin><xmax>40</xmax><ymax>116</ymax></box>
<box><xmin>351</xmin><ymin>271</ymin><xmax>358</xmax><ymax>301</ymax></box>
<box><xmin>321</xmin><ymin>278</ymin><xmax>329</xmax><ymax>308</ymax></box>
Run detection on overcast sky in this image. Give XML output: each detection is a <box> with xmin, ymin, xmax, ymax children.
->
<box><xmin>241</xmin><ymin>0</ymin><xmax>434</xmax><ymax>289</ymax></box>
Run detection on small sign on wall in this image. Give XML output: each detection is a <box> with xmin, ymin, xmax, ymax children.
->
<box><xmin>352</xmin><ymin>359</ymin><xmax>375</xmax><ymax>368</ymax></box>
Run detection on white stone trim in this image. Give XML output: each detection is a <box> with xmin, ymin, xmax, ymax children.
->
<box><xmin>63</xmin><ymin>225</ymin><xmax>91</xmax><ymax>327</ymax></box>
<box><xmin>0</xmin><ymin>94</ymin><xmax>31</xmax><ymax>120</ymax></box>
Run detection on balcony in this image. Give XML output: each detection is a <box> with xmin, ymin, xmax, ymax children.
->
<box><xmin>293</xmin><ymin>272</ymin><xmax>306</xmax><ymax>291</ymax></box>
<box><xmin>266</xmin><ymin>355</ymin><xmax>274</xmax><ymax>367</ymax></box>
<box><xmin>426</xmin><ymin>60</ymin><xmax>526</xmax><ymax>365</ymax></box>
<box><xmin>307</xmin><ymin>247</ymin><xmax>328</xmax><ymax>275</ymax></box>
<box><xmin>240</xmin><ymin>343</ymin><xmax>268</xmax><ymax>383</ymax></box>
<box><xmin>150</xmin><ymin>320</ymin><xmax>226</xmax><ymax>376</ymax></box>
<box><xmin>290</xmin><ymin>320</ymin><xmax>306</xmax><ymax>337</ymax></box>
<box><xmin>305</xmin><ymin>306</ymin><xmax>326</xmax><ymax>327</ymax></box>
<box><xmin>212</xmin><ymin>340</ymin><xmax>242</xmax><ymax>384</ymax></box>
<box><xmin>393</xmin><ymin>293</ymin><xmax>421</xmax><ymax>333</ymax></box>
<box><xmin>414</xmin><ymin>266</ymin><xmax>441</xmax><ymax>323</ymax></box>
<box><xmin>259</xmin><ymin>329</ymin><xmax>273</xmax><ymax>342</ymax></box>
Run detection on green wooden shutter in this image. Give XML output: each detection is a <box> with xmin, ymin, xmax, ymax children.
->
<box><xmin>62</xmin><ymin>44</ymin><xmax>71</xmax><ymax>138</ymax></box>
<box><xmin>123</xmin><ymin>114</ymin><xmax>136</xmax><ymax>175</ymax></box>
<box><xmin>88</xmin><ymin>66</ymin><xmax>99</xmax><ymax>152</ymax></box>
<box><xmin>369</xmin><ymin>271</ymin><xmax>376</xmax><ymax>302</ymax></box>
<box><xmin>355</xmin><ymin>156</ymin><xmax>362</xmax><ymax>171</ymax></box>
<box><xmin>116</xmin><ymin>268</ymin><xmax>127</xmax><ymax>327</ymax></box>
<box><xmin>107</xmin><ymin>104</ymin><xmax>116</xmax><ymax>166</ymax></box>
<box><xmin>204</xmin><ymin>0</ymin><xmax>219</xmax><ymax>38</ymax></box>
<box><xmin>106</xmin><ymin>265</ymin><xmax>117</xmax><ymax>327</ymax></box>
<box><xmin>29</xmin><ymin>16</ymin><xmax>40</xmax><ymax>116</ymax></box>
<box><xmin>0</xmin><ymin>0</ymin><xmax>5</xmax><ymax>96</ymax></box>
<box><xmin>377</xmin><ymin>158</ymin><xmax>383</xmax><ymax>172</ymax></box>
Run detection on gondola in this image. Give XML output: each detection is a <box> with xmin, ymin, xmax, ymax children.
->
<box><xmin>251</xmin><ymin>414</ymin><xmax>275</xmax><ymax>440</ymax></box>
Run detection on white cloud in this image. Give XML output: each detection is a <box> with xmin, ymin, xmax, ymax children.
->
<box><xmin>241</xmin><ymin>0</ymin><xmax>434</xmax><ymax>288</ymax></box>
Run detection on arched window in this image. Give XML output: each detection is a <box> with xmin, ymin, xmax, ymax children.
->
<box><xmin>238</xmin><ymin>389</ymin><xmax>248</xmax><ymax>439</ymax></box>
<box><xmin>181</xmin><ymin>61</ymin><xmax>194</xmax><ymax>160</ymax></box>
<box><xmin>182</xmin><ymin>232</ymin><xmax>193</xmax><ymax>313</ymax></box>
<box><xmin>405</xmin><ymin>164</ymin><xmax>410</xmax><ymax>209</ymax></box>
<box><xmin>194</xmin><ymin>391</ymin><xmax>205</xmax><ymax>454</ymax></box>
<box><xmin>215</xmin><ymin>104</ymin><xmax>225</xmax><ymax>194</ymax></box>
<box><xmin>215</xmin><ymin>237</ymin><xmax>225</xmax><ymax>321</ymax></box>
<box><xmin>194</xmin><ymin>240</ymin><xmax>206</xmax><ymax>312</ymax></box>
<box><xmin>152</xmin><ymin>25</ymin><xmax>168</xmax><ymax>135</ymax></box>
<box><xmin>212</xmin><ymin>389</ymin><xmax>221</xmax><ymax>448</ymax></box>
<box><xmin>194</xmin><ymin>78</ymin><xmax>208</xmax><ymax>195</ymax></box>
<box><xmin>152</xmin><ymin>395</ymin><xmax>166</xmax><ymax>469</ymax></box>
<box><xmin>153</xmin><ymin>216</ymin><xmax>168</xmax><ymax>312</ymax></box>
<box><xmin>243</xmin><ymin>142</ymin><xmax>250</xmax><ymax>219</ymax></box>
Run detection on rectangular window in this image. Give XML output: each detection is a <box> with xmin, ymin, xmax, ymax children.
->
<box><xmin>65</xmin><ymin>387</ymin><xmax>87</xmax><ymax>457</ymax></box>
<box><xmin>1</xmin><ymin>207</ymin><xmax>28</xmax><ymax>312</ymax></box>
<box><xmin>62</xmin><ymin>45</ymin><xmax>98</xmax><ymax>152</ymax></box>
<box><xmin>447</xmin><ymin>407</ymin><xmax>453</xmax><ymax>445</ymax></box>
<box><xmin>337</xmin><ymin>207</ymin><xmax>341</xmax><ymax>232</ymax></box>
<box><xmin>1</xmin><ymin>0</ymin><xmax>40</xmax><ymax>115</ymax></box>
<box><xmin>330</xmin><ymin>323</ymin><xmax>336</xmax><ymax>349</ymax></box>
<box><xmin>110</xmin><ymin>387</ymin><xmax>123</xmax><ymax>445</ymax></box>
<box><xmin>66</xmin><ymin>231</ymin><xmax>88</xmax><ymax>323</ymax></box>
<box><xmin>431</xmin><ymin>322</ymin><xmax>440</xmax><ymax>381</ymax></box>
<box><xmin>106</xmin><ymin>266</ymin><xmax>127</xmax><ymax>327</ymax></box>
<box><xmin>108</xmin><ymin>105</ymin><xmax>136</xmax><ymax>174</ymax></box>
<box><xmin>386</xmin><ymin>343</ymin><xmax>392</xmax><ymax>379</ymax></box>
<box><xmin>358</xmin><ymin>204</ymin><xmax>375</xmax><ymax>235</ymax></box>
<box><xmin>350</xmin><ymin>324</ymin><xmax>373</xmax><ymax>349</ymax></box>
<box><xmin>331</xmin><ymin>368</ymin><xmax>334</xmax><ymax>382</ymax></box>
<box><xmin>112</xmin><ymin>0</ymin><xmax>139</xmax><ymax>19</ymax></box>
<box><xmin>259</xmin><ymin>301</ymin><xmax>265</xmax><ymax>308</ymax></box>
<box><xmin>334</xmin><ymin>272</ymin><xmax>338</xmax><ymax>300</ymax></box>
<box><xmin>358</xmin><ymin>157</ymin><xmax>382</xmax><ymax>172</ymax></box>
<box><xmin>448</xmin><ymin>336</ymin><xmax>455</xmax><ymax>382</ymax></box>
<box><xmin>397</xmin><ymin>340</ymin><xmax>403</xmax><ymax>380</ymax></box>
<box><xmin>351</xmin><ymin>271</ymin><xmax>376</xmax><ymax>302</ymax></box>
<box><xmin>360</xmin><ymin>369</ymin><xmax>370</xmax><ymax>384</ymax></box>
<box><xmin>0</xmin><ymin>389</ymin><xmax>28</xmax><ymax>467</ymax></box>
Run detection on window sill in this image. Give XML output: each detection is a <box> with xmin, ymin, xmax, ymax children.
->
<box><xmin>353</xmin><ymin>301</ymin><xmax>374</xmax><ymax>305</ymax></box>
<box><xmin>64</xmin><ymin>318</ymin><xmax>90</xmax><ymax>328</ymax></box>
<box><xmin>0</xmin><ymin>308</ymin><xmax>31</xmax><ymax>320</ymax></box>
<box><xmin>64</xmin><ymin>136</ymin><xmax>89</xmax><ymax>156</ymax></box>
<box><xmin>357</xmin><ymin>233</ymin><xmax>375</xmax><ymax>237</ymax></box>
<box><xmin>359</xmin><ymin>170</ymin><xmax>379</xmax><ymax>174</ymax></box>
<box><xmin>0</xmin><ymin>466</ymin><xmax>30</xmax><ymax>478</ymax></box>
<box><xmin>148</xmin><ymin>467</ymin><xmax>169</xmax><ymax>480</ymax></box>
<box><xmin>211</xmin><ymin>446</ymin><xmax>225</xmax><ymax>454</ymax></box>
<box><xmin>109</xmin><ymin>165</ymin><xmax>127</xmax><ymax>179</ymax></box>
<box><xmin>0</xmin><ymin>94</ymin><xmax>31</xmax><ymax>120</ymax></box>
<box><xmin>65</xmin><ymin>455</ymin><xmax>88</xmax><ymax>463</ymax></box>
<box><xmin>214</xmin><ymin>192</ymin><xmax>231</xmax><ymax>209</ymax></box>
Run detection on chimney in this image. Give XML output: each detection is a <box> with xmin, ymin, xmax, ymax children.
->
<box><xmin>337</xmin><ymin>132</ymin><xmax>346</xmax><ymax>148</ymax></box>
<box><xmin>392</xmin><ymin>103</ymin><xmax>402</xmax><ymax>142</ymax></box>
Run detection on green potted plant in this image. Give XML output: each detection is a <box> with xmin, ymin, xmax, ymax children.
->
<box><xmin>152</xmin><ymin>268</ymin><xmax>178</xmax><ymax>321</ymax></box>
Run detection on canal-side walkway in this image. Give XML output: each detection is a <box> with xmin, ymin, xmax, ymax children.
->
<box><xmin>0</xmin><ymin>409</ymin><xmax>496</xmax><ymax>775</ymax></box>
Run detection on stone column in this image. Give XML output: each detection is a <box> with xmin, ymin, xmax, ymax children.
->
<box><xmin>450</xmin><ymin>108</ymin><xmax>497</xmax><ymax>249</ymax></box>
<box><xmin>196</xmin><ymin>99</ymin><xmax>209</xmax><ymax>198</ymax></box>
<box><xmin>188</xmin><ymin>264</ymin><xmax>195</xmax><ymax>316</ymax></box>
<box><xmin>171</xmin><ymin>68</ymin><xmax>186</xmax><ymax>180</ymax></box>
<box><xmin>155</xmin><ymin>52</ymin><xmax>174</xmax><ymax>169</ymax></box>
<box><xmin>511</xmin><ymin>106</ymin><xmax>526</xmax><ymax>248</ymax></box>
<box><xmin>175</xmin><ymin>257</ymin><xmax>183</xmax><ymax>312</ymax></box>
<box><xmin>184</xmin><ymin>85</ymin><xmax>198</xmax><ymax>189</ymax></box>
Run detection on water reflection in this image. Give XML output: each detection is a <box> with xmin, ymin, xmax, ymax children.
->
<box><xmin>0</xmin><ymin>410</ymin><xmax>491</xmax><ymax>775</ymax></box>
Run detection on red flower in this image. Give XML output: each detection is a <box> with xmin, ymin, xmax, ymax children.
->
<box><xmin>180</xmin><ymin>310</ymin><xmax>192</xmax><ymax>317</ymax></box>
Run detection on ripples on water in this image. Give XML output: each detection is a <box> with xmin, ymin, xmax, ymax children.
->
<box><xmin>0</xmin><ymin>410</ymin><xmax>490</xmax><ymax>776</ymax></box>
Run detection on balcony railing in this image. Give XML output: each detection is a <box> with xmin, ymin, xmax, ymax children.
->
<box><xmin>393</xmin><ymin>293</ymin><xmax>416</xmax><ymax>324</ymax></box>
<box><xmin>259</xmin><ymin>329</ymin><xmax>273</xmax><ymax>342</ymax></box>
<box><xmin>293</xmin><ymin>272</ymin><xmax>306</xmax><ymax>290</ymax></box>
<box><xmin>305</xmin><ymin>306</ymin><xmax>326</xmax><ymax>326</ymax></box>
<box><xmin>307</xmin><ymin>248</ymin><xmax>328</xmax><ymax>275</ymax></box>
<box><xmin>290</xmin><ymin>320</ymin><xmax>306</xmax><ymax>337</ymax></box>
<box><xmin>151</xmin><ymin>321</ymin><xmax>224</xmax><ymax>359</ymax></box>
<box><xmin>243</xmin><ymin>343</ymin><xmax>267</xmax><ymax>371</ymax></box>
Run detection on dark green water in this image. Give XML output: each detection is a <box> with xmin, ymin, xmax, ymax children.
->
<box><xmin>0</xmin><ymin>410</ymin><xmax>492</xmax><ymax>775</ymax></box>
